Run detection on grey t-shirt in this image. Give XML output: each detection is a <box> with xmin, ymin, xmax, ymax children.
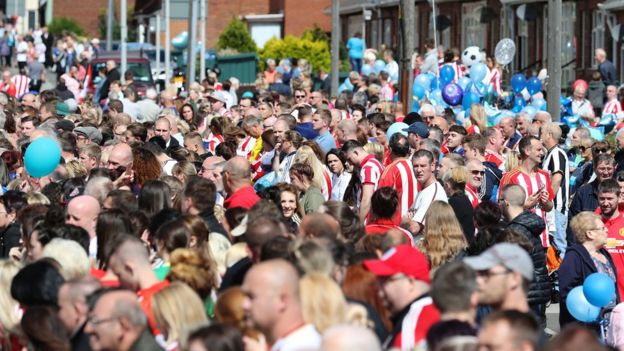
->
<box><xmin>28</xmin><ymin>61</ymin><xmax>44</xmax><ymax>81</ymax></box>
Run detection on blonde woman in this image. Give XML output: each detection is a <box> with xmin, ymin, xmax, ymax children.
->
<box><xmin>300</xmin><ymin>272</ymin><xmax>348</xmax><ymax>333</ymax></box>
<box><xmin>294</xmin><ymin>145</ymin><xmax>332</xmax><ymax>201</ymax></box>
<box><xmin>65</xmin><ymin>160</ymin><xmax>88</xmax><ymax>178</ymax></box>
<box><xmin>466</xmin><ymin>104</ymin><xmax>486</xmax><ymax>134</ymax></box>
<box><xmin>0</xmin><ymin>260</ymin><xmax>22</xmax><ymax>350</ymax></box>
<box><xmin>152</xmin><ymin>281</ymin><xmax>208</xmax><ymax>350</ymax></box>
<box><xmin>171</xmin><ymin>160</ymin><xmax>197</xmax><ymax>184</ymax></box>
<box><xmin>420</xmin><ymin>201</ymin><xmax>468</xmax><ymax>270</ymax></box>
<box><xmin>363</xmin><ymin>142</ymin><xmax>385</xmax><ymax>163</ymax></box>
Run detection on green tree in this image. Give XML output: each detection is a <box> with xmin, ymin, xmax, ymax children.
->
<box><xmin>260</xmin><ymin>35</ymin><xmax>331</xmax><ymax>73</ymax></box>
<box><xmin>217</xmin><ymin>17</ymin><xmax>257</xmax><ymax>53</ymax></box>
<box><xmin>48</xmin><ymin>18</ymin><xmax>85</xmax><ymax>37</ymax></box>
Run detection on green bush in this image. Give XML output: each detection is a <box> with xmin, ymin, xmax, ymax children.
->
<box><xmin>48</xmin><ymin>17</ymin><xmax>85</xmax><ymax>37</ymax></box>
<box><xmin>260</xmin><ymin>35</ymin><xmax>331</xmax><ymax>73</ymax></box>
<box><xmin>217</xmin><ymin>17</ymin><xmax>257</xmax><ymax>53</ymax></box>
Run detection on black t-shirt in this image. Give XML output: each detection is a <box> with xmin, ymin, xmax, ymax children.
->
<box><xmin>448</xmin><ymin>192</ymin><xmax>475</xmax><ymax>244</ymax></box>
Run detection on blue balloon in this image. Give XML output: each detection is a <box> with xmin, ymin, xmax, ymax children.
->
<box><xmin>430</xmin><ymin>89</ymin><xmax>447</xmax><ymax>107</ymax></box>
<box><xmin>24</xmin><ymin>137</ymin><xmax>61</xmax><ymax>178</ymax></box>
<box><xmin>337</xmin><ymin>83</ymin><xmax>347</xmax><ymax>93</ymax></box>
<box><xmin>386</xmin><ymin>122</ymin><xmax>409</xmax><ymax>141</ymax></box>
<box><xmin>531</xmin><ymin>97</ymin><xmax>547</xmax><ymax>111</ymax></box>
<box><xmin>583</xmin><ymin>273</ymin><xmax>616</xmax><ymax>308</ymax></box>
<box><xmin>511</xmin><ymin>74</ymin><xmax>527</xmax><ymax>94</ymax></box>
<box><xmin>440</xmin><ymin>65</ymin><xmax>455</xmax><ymax>85</ymax></box>
<box><xmin>526</xmin><ymin>77</ymin><xmax>543</xmax><ymax>95</ymax></box>
<box><xmin>361</xmin><ymin>64</ymin><xmax>373</xmax><ymax>76</ymax></box>
<box><xmin>566</xmin><ymin>286</ymin><xmax>601</xmax><ymax>323</ymax></box>
<box><xmin>522</xmin><ymin>106</ymin><xmax>537</xmax><ymax>118</ymax></box>
<box><xmin>469</xmin><ymin>63</ymin><xmax>488</xmax><ymax>83</ymax></box>
<box><xmin>462</xmin><ymin>91</ymin><xmax>481</xmax><ymax>111</ymax></box>
<box><xmin>413</xmin><ymin>83</ymin><xmax>426</xmax><ymax>100</ymax></box>
<box><xmin>458</xmin><ymin>76</ymin><xmax>471</xmax><ymax>91</ymax></box>
<box><xmin>374</xmin><ymin>60</ymin><xmax>386</xmax><ymax>73</ymax></box>
<box><xmin>430</xmin><ymin>77</ymin><xmax>441</xmax><ymax>91</ymax></box>
<box><xmin>442</xmin><ymin>83</ymin><xmax>464</xmax><ymax>106</ymax></box>
<box><xmin>172</xmin><ymin>31</ymin><xmax>189</xmax><ymax>51</ymax></box>
<box><xmin>514</xmin><ymin>94</ymin><xmax>527</xmax><ymax>108</ymax></box>
<box><xmin>414</xmin><ymin>74</ymin><xmax>432</xmax><ymax>91</ymax></box>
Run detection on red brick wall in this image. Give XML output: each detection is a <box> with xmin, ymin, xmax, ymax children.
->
<box><xmin>283</xmin><ymin>0</ymin><xmax>330</xmax><ymax>37</ymax></box>
<box><xmin>53</xmin><ymin>0</ymin><xmax>137</xmax><ymax>38</ymax></box>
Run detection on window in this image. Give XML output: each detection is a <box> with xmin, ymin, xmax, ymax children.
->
<box><xmin>462</xmin><ymin>2</ymin><xmax>487</xmax><ymax>50</ymax></box>
<box><xmin>561</xmin><ymin>2</ymin><xmax>577</xmax><ymax>88</ymax></box>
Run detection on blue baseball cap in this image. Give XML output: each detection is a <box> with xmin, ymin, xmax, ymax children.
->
<box><xmin>403</xmin><ymin>122</ymin><xmax>429</xmax><ymax>138</ymax></box>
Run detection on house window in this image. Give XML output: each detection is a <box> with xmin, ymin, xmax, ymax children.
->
<box><xmin>561</xmin><ymin>2</ymin><xmax>576</xmax><ymax>88</ymax></box>
<box><xmin>462</xmin><ymin>1</ymin><xmax>487</xmax><ymax>50</ymax></box>
<box><xmin>592</xmin><ymin>10</ymin><xmax>606</xmax><ymax>65</ymax></box>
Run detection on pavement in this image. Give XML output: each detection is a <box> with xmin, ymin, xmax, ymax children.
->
<box><xmin>546</xmin><ymin>302</ymin><xmax>560</xmax><ymax>335</ymax></box>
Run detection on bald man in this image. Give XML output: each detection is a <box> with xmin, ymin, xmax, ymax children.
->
<box><xmin>499</xmin><ymin>116</ymin><xmax>522</xmax><ymax>150</ymax></box>
<box><xmin>66</xmin><ymin>195</ymin><xmax>101</xmax><ymax>259</ymax></box>
<box><xmin>85</xmin><ymin>289</ymin><xmax>163</xmax><ymax>351</ymax></box>
<box><xmin>222</xmin><ymin>156</ymin><xmax>260</xmax><ymax>209</ymax></box>
<box><xmin>107</xmin><ymin>235</ymin><xmax>168</xmax><ymax>332</ymax></box>
<box><xmin>533</xmin><ymin>111</ymin><xmax>551</xmax><ymax>127</ymax></box>
<box><xmin>322</xmin><ymin>325</ymin><xmax>382</xmax><ymax>351</ymax></box>
<box><xmin>241</xmin><ymin>259</ymin><xmax>321</xmax><ymax>349</ymax></box>
<box><xmin>596</xmin><ymin>48</ymin><xmax>617</xmax><ymax>85</ymax></box>
<box><xmin>336</xmin><ymin>119</ymin><xmax>358</xmax><ymax>144</ymax></box>
<box><xmin>107</xmin><ymin>143</ymin><xmax>133</xmax><ymax>187</ymax></box>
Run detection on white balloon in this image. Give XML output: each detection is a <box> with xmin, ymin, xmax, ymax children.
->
<box><xmin>495</xmin><ymin>38</ymin><xmax>516</xmax><ymax>65</ymax></box>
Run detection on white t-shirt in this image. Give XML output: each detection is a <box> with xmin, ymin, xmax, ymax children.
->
<box><xmin>16</xmin><ymin>41</ymin><xmax>28</xmax><ymax>62</ymax></box>
<box><xmin>271</xmin><ymin>324</ymin><xmax>321</xmax><ymax>351</ymax></box>
<box><xmin>411</xmin><ymin>181</ymin><xmax>448</xmax><ymax>224</ymax></box>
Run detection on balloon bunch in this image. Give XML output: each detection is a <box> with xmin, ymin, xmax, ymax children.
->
<box><xmin>411</xmin><ymin>62</ymin><xmax>496</xmax><ymax>119</ymax></box>
<box><xmin>509</xmin><ymin>73</ymin><xmax>545</xmax><ymax>115</ymax></box>
<box><xmin>566</xmin><ymin>273</ymin><xmax>616</xmax><ymax>323</ymax></box>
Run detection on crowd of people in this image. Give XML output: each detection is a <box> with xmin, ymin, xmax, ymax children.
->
<box><xmin>0</xmin><ymin>27</ymin><xmax>623</xmax><ymax>351</ymax></box>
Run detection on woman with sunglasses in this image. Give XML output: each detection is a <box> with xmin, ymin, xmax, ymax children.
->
<box><xmin>570</xmin><ymin>137</ymin><xmax>594</xmax><ymax>194</ymax></box>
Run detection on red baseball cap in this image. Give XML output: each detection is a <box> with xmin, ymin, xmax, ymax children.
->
<box><xmin>363</xmin><ymin>244</ymin><xmax>431</xmax><ymax>283</ymax></box>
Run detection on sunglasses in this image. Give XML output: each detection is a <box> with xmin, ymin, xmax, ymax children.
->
<box><xmin>618</xmin><ymin>175</ymin><xmax>624</xmax><ymax>182</ymax></box>
<box><xmin>578</xmin><ymin>146</ymin><xmax>588</xmax><ymax>153</ymax></box>
<box><xmin>594</xmin><ymin>148</ymin><xmax>609</xmax><ymax>154</ymax></box>
<box><xmin>295</xmin><ymin>95</ymin><xmax>306</xmax><ymax>99</ymax></box>
<box><xmin>471</xmin><ymin>170</ymin><xmax>485</xmax><ymax>176</ymax></box>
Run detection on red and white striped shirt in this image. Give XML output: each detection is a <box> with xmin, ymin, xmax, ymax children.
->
<box><xmin>359</xmin><ymin>154</ymin><xmax>384</xmax><ymax>203</ymax></box>
<box><xmin>378</xmin><ymin>158</ymin><xmax>418</xmax><ymax>217</ymax></box>
<box><xmin>465</xmin><ymin>184</ymin><xmax>481</xmax><ymax>208</ymax></box>
<box><xmin>237</xmin><ymin>136</ymin><xmax>256</xmax><ymax>158</ymax></box>
<box><xmin>321</xmin><ymin>167</ymin><xmax>333</xmax><ymax>201</ymax></box>
<box><xmin>499</xmin><ymin>168</ymin><xmax>554</xmax><ymax>247</ymax></box>
<box><xmin>11</xmin><ymin>75</ymin><xmax>29</xmax><ymax>98</ymax></box>
<box><xmin>488</xmin><ymin>68</ymin><xmax>502</xmax><ymax>94</ymax></box>
<box><xmin>204</xmin><ymin>133</ymin><xmax>224</xmax><ymax>154</ymax></box>
<box><xmin>603</xmin><ymin>99</ymin><xmax>623</xmax><ymax>117</ymax></box>
<box><xmin>484</xmin><ymin>149</ymin><xmax>504</xmax><ymax>168</ymax></box>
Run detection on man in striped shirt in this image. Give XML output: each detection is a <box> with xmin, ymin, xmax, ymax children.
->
<box><xmin>343</xmin><ymin>140</ymin><xmax>384</xmax><ymax>220</ymax></box>
<box><xmin>379</xmin><ymin>133</ymin><xmax>418</xmax><ymax>217</ymax></box>
<box><xmin>603</xmin><ymin>85</ymin><xmax>623</xmax><ymax>117</ymax></box>
<box><xmin>499</xmin><ymin>136</ymin><xmax>554</xmax><ymax>247</ymax></box>
<box><xmin>542</xmin><ymin>123</ymin><xmax>571</xmax><ymax>255</ymax></box>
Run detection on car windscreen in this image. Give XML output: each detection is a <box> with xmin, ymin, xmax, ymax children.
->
<box><xmin>91</xmin><ymin>62</ymin><xmax>152</xmax><ymax>83</ymax></box>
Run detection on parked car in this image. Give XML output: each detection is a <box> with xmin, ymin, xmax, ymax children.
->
<box><xmin>88</xmin><ymin>51</ymin><xmax>155</xmax><ymax>97</ymax></box>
